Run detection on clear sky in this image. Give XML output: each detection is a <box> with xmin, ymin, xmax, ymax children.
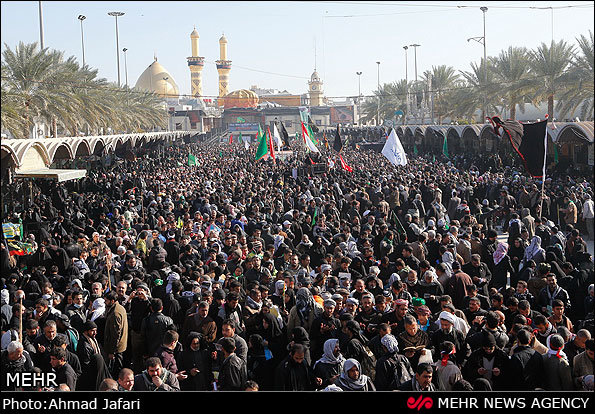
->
<box><xmin>1</xmin><ymin>1</ymin><xmax>593</xmax><ymax>100</ymax></box>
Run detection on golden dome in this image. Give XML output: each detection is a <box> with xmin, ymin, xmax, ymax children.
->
<box><xmin>134</xmin><ymin>58</ymin><xmax>179</xmax><ymax>98</ymax></box>
<box><xmin>191</xmin><ymin>27</ymin><xmax>199</xmax><ymax>38</ymax></box>
<box><xmin>223</xmin><ymin>89</ymin><xmax>258</xmax><ymax>109</ymax></box>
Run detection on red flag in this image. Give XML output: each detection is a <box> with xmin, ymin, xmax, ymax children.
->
<box><xmin>267</xmin><ymin>127</ymin><xmax>275</xmax><ymax>162</ymax></box>
<box><xmin>338</xmin><ymin>154</ymin><xmax>353</xmax><ymax>172</ymax></box>
<box><xmin>229</xmin><ymin>134</ymin><xmax>233</xmax><ymax>145</ymax></box>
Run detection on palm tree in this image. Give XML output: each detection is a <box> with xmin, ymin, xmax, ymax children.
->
<box><xmin>421</xmin><ymin>65</ymin><xmax>459</xmax><ymax>123</ymax></box>
<box><xmin>361</xmin><ymin>81</ymin><xmax>408</xmax><ymax>125</ymax></box>
<box><xmin>1</xmin><ymin>41</ymin><xmax>167</xmax><ymax>139</ymax></box>
<box><xmin>527</xmin><ymin>39</ymin><xmax>575</xmax><ymax>118</ymax></box>
<box><xmin>491</xmin><ymin>46</ymin><xmax>532</xmax><ymax>120</ymax></box>
<box><xmin>458</xmin><ymin>59</ymin><xmax>501</xmax><ymax>121</ymax></box>
<box><xmin>556</xmin><ymin>31</ymin><xmax>594</xmax><ymax>120</ymax></box>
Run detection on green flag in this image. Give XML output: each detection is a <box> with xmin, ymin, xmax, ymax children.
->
<box><xmin>255</xmin><ymin>124</ymin><xmax>269</xmax><ymax>161</ymax></box>
<box><xmin>312</xmin><ymin>207</ymin><xmax>318</xmax><ymax>226</ymax></box>
<box><xmin>238</xmin><ymin>132</ymin><xmax>243</xmax><ymax>143</ymax></box>
<box><xmin>433</xmin><ymin>154</ymin><xmax>436</xmax><ymax>163</ymax></box>
<box><xmin>219</xmin><ymin>151</ymin><xmax>223</xmax><ymax>158</ymax></box>
<box><xmin>188</xmin><ymin>153</ymin><xmax>197</xmax><ymax>166</ymax></box>
<box><xmin>414</xmin><ymin>143</ymin><xmax>418</xmax><ymax>155</ymax></box>
<box><xmin>391</xmin><ymin>211</ymin><xmax>406</xmax><ymax>236</ymax></box>
<box><xmin>442</xmin><ymin>136</ymin><xmax>449</xmax><ymax>158</ymax></box>
<box><xmin>554</xmin><ymin>144</ymin><xmax>559</xmax><ymax>164</ymax></box>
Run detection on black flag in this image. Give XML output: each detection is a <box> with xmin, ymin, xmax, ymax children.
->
<box><xmin>307</xmin><ymin>115</ymin><xmax>320</xmax><ymax>133</ymax></box>
<box><xmin>489</xmin><ymin>116</ymin><xmax>548</xmax><ymax>178</ymax></box>
<box><xmin>279</xmin><ymin>121</ymin><xmax>291</xmax><ymax>148</ymax></box>
<box><xmin>333</xmin><ymin>124</ymin><xmax>343</xmax><ymax>153</ymax></box>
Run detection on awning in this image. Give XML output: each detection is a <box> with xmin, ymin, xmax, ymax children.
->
<box><xmin>15</xmin><ymin>168</ymin><xmax>87</xmax><ymax>182</ymax></box>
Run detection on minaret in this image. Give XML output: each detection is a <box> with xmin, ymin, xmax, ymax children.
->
<box><xmin>186</xmin><ymin>27</ymin><xmax>205</xmax><ymax>98</ymax></box>
<box><xmin>216</xmin><ymin>34</ymin><xmax>231</xmax><ymax>105</ymax></box>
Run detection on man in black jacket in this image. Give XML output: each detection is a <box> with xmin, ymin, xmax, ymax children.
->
<box><xmin>431</xmin><ymin>311</ymin><xmax>469</xmax><ymax>365</ymax></box>
<box><xmin>275</xmin><ymin>343</ymin><xmax>322</xmax><ymax>390</ymax></box>
<box><xmin>462</xmin><ymin>255</ymin><xmax>492</xmax><ymax>297</ymax></box>
<box><xmin>509</xmin><ymin>329</ymin><xmax>544</xmax><ymax>390</ymax></box>
<box><xmin>217</xmin><ymin>337</ymin><xmax>246</xmax><ymax>390</ymax></box>
<box><xmin>141</xmin><ymin>298</ymin><xmax>176</xmax><ymax>358</ymax></box>
<box><xmin>49</xmin><ymin>347</ymin><xmax>77</xmax><ymax>391</ymax></box>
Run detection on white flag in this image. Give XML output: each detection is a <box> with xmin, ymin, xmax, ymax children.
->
<box><xmin>381</xmin><ymin>128</ymin><xmax>407</xmax><ymax>166</ymax></box>
<box><xmin>273</xmin><ymin>123</ymin><xmax>282</xmax><ymax>152</ymax></box>
<box><xmin>244</xmin><ymin>140</ymin><xmax>249</xmax><ymax>151</ymax></box>
<box><xmin>301</xmin><ymin>121</ymin><xmax>320</xmax><ymax>153</ymax></box>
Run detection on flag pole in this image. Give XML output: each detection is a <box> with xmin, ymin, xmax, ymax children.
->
<box><xmin>19</xmin><ymin>296</ymin><xmax>23</xmax><ymax>343</ymax></box>
<box><xmin>538</xmin><ymin>117</ymin><xmax>549</xmax><ymax>220</ymax></box>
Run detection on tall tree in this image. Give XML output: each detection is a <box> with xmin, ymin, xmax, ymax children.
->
<box><xmin>528</xmin><ymin>39</ymin><xmax>575</xmax><ymax>118</ymax></box>
<box><xmin>556</xmin><ymin>31</ymin><xmax>594</xmax><ymax>120</ymax></box>
<box><xmin>491</xmin><ymin>46</ymin><xmax>531</xmax><ymax>120</ymax></box>
<box><xmin>421</xmin><ymin>65</ymin><xmax>459</xmax><ymax>123</ymax></box>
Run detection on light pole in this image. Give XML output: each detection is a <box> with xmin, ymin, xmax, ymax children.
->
<box><xmin>376</xmin><ymin>61</ymin><xmax>380</xmax><ymax>126</ymax></box>
<box><xmin>409</xmin><ymin>44</ymin><xmax>420</xmax><ymax>82</ymax></box>
<box><xmin>468</xmin><ymin>7</ymin><xmax>488</xmax><ymax>121</ymax></box>
<box><xmin>163</xmin><ymin>77</ymin><xmax>169</xmax><ymax>130</ymax></box>
<box><xmin>108</xmin><ymin>11</ymin><xmax>125</xmax><ymax>86</ymax></box>
<box><xmin>356</xmin><ymin>71</ymin><xmax>362</xmax><ymax>126</ymax></box>
<box><xmin>78</xmin><ymin>15</ymin><xmax>86</xmax><ymax>66</ymax></box>
<box><xmin>123</xmin><ymin>48</ymin><xmax>128</xmax><ymax>87</ymax></box>
<box><xmin>38</xmin><ymin>1</ymin><xmax>44</xmax><ymax>49</ymax></box>
<box><xmin>403</xmin><ymin>45</ymin><xmax>409</xmax><ymax>123</ymax></box>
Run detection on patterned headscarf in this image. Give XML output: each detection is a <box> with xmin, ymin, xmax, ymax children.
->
<box><xmin>493</xmin><ymin>242</ymin><xmax>509</xmax><ymax>265</ymax></box>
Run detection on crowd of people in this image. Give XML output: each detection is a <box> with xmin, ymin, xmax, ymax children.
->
<box><xmin>1</xmin><ymin>136</ymin><xmax>593</xmax><ymax>392</ymax></box>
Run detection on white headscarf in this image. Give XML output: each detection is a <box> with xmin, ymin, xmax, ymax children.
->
<box><xmin>337</xmin><ymin>359</ymin><xmax>370</xmax><ymax>390</ymax></box>
<box><xmin>523</xmin><ymin>236</ymin><xmax>544</xmax><ymax>263</ymax></box>
<box><xmin>90</xmin><ymin>298</ymin><xmax>106</xmax><ymax>321</ymax></box>
<box><xmin>166</xmin><ymin>272</ymin><xmax>180</xmax><ymax>294</ymax></box>
<box><xmin>314</xmin><ymin>339</ymin><xmax>346</xmax><ymax>369</ymax></box>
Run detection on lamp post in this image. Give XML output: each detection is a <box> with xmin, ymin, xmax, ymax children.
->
<box><xmin>467</xmin><ymin>7</ymin><xmax>488</xmax><ymax>121</ymax></box>
<box><xmin>409</xmin><ymin>44</ymin><xmax>420</xmax><ymax>82</ymax></box>
<box><xmin>403</xmin><ymin>46</ymin><xmax>409</xmax><ymax>123</ymax></box>
<box><xmin>376</xmin><ymin>61</ymin><xmax>380</xmax><ymax>126</ymax></box>
<box><xmin>108</xmin><ymin>11</ymin><xmax>125</xmax><ymax>86</ymax></box>
<box><xmin>78</xmin><ymin>15</ymin><xmax>86</xmax><ymax>66</ymax></box>
<box><xmin>356</xmin><ymin>71</ymin><xmax>362</xmax><ymax>126</ymax></box>
<box><xmin>123</xmin><ymin>48</ymin><xmax>128</xmax><ymax>87</ymax></box>
<box><xmin>38</xmin><ymin>1</ymin><xmax>44</xmax><ymax>49</ymax></box>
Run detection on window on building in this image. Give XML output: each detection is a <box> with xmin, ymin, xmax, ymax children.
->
<box><xmin>286</xmin><ymin>120</ymin><xmax>292</xmax><ymax>128</ymax></box>
<box><xmin>176</xmin><ymin>123</ymin><xmax>182</xmax><ymax>130</ymax></box>
<box><xmin>191</xmin><ymin>122</ymin><xmax>197</xmax><ymax>129</ymax></box>
<box><xmin>316</xmin><ymin>120</ymin><xmax>322</xmax><ymax>126</ymax></box>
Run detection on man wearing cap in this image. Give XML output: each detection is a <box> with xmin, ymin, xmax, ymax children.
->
<box><xmin>309</xmin><ymin>298</ymin><xmax>341</xmax><ymax>362</ymax></box>
<box><xmin>76</xmin><ymin>320</ymin><xmax>110</xmax><ymax>390</ymax></box>
<box><xmin>463</xmin><ymin>332</ymin><xmax>509</xmax><ymax>390</ymax></box>
<box><xmin>431</xmin><ymin>311</ymin><xmax>469</xmax><ymax>365</ymax></box>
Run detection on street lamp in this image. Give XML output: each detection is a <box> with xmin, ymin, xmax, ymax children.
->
<box><xmin>162</xmin><ymin>77</ymin><xmax>169</xmax><ymax>99</ymax></box>
<box><xmin>78</xmin><ymin>15</ymin><xmax>86</xmax><ymax>66</ymax></box>
<box><xmin>356</xmin><ymin>71</ymin><xmax>362</xmax><ymax>101</ymax></box>
<box><xmin>376</xmin><ymin>61</ymin><xmax>380</xmax><ymax>126</ymax></box>
<box><xmin>409</xmin><ymin>44</ymin><xmax>420</xmax><ymax>82</ymax></box>
<box><xmin>356</xmin><ymin>71</ymin><xmax>362</xmax><ymax>126</ymax></box>
<box><xmin>38</xmin><ymin>1</ymin><xmax>44</xmax><ymax>49</ymax></box>
<box><xmin>467</xmin><ymin>6</ymin><xmax>488</xmax><ymax>121</ymax></box>
<box><xmin>108</xmin><ymin>11</ymin><xmax>125</xmax><ymax>86</ymax></box>
<box><xmin>122</xmin><ymin>48</ymin><xmax>128</xmax><ymax>87</ymax></box>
